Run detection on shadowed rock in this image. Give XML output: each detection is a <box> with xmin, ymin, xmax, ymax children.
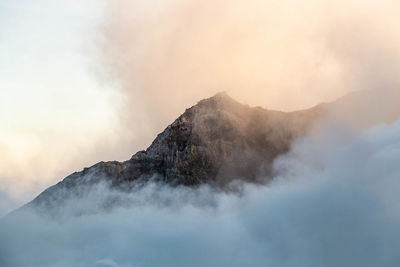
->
<box><xmin>22</xmin><ymin>89</ymin><xmax>400</xmax><ymax>213</ymax></box>
<box><xmin>25</xmin><ymin>92</ymin><xmax>325</xmax><ymax>212</ymax></box>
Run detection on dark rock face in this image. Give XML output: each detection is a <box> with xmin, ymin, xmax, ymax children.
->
<box><xmin>141</xmin><ymin>92</ymin><xmax>324</xmax><ymax>186</ymax></box>
<box><xmin>18</xmin><ymin>90</ymin><xmax>400</xmax><ymax>214</ymax></box>
<box><xmin>26</xmin><ymin>92</ymin><xmax>326</xmax><ymax>211</ymax></box>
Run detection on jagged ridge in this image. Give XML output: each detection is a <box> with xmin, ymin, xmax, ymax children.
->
<box><xmin>27</xmin><ymin>92</ymin><xmax>327</xmax><ymax>211</ymax></box>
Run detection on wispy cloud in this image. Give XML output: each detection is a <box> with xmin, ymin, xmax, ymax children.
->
<box><xmin>2</xmin><ymin>119</ymin><xmax>400</xmax><ymax>266</ymax></box>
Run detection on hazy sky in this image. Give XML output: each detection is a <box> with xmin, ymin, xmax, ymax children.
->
<box><xmin>2</xmin><ymin>2</ymin><xmax>400</xmax><ymax>266</ymax></box>
<box><xmin>1</xmin><ymin>0</ymin><xmax>400</xmax><ymax>213</ymax></box>
<box><xmin>0</xmin><ymin>0</ymin><xmax>121</xmax><ymax>206</ymax></box>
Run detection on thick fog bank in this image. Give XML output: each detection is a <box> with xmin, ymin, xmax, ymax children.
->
<box><xmin>1</xmin><ymin>119</ymin><xmax>400</xmax><ymax>267</ymax></box>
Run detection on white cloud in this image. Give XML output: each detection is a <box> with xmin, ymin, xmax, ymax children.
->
<box><xmin>1</xmin><ymin>119</ymin><xmax>400</xmax><ymax>267</ymax></box>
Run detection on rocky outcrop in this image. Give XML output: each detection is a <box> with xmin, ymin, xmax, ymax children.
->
<box><xmin>19</xmin><ymin>89</ymin><xmax>400</xmax><ymax>214</ymax></box>
<box><xmin>26</xmin><ymin>92</ymin><xmax>327</xmax><ymax>211</ymax></box>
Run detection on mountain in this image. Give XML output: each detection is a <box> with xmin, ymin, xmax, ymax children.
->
<box><xmin>323</xmin><ymin>89</ymin><xmax>400</xmax><ymax>129</ymax></box>
<box><xmin>21</xmin><ymin>90</ymin><xmax>400</xmax><ymax>214</ymax></box>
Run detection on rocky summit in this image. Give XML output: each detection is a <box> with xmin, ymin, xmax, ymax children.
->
<box><xmin>27</xmin><ymin>92</ymin><xmax>326</xmax><ymax>212</ymax></box>
<box><xmin>23</xmin><ymin>89</ymin><xmax>400</xmax><ymax>213</ymax></box>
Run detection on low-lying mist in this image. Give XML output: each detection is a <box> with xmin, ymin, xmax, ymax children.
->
<box><xmin>3</xmin><ymin>0</ymin><xmax>400</xmax><ymax>218</ymax></box>
<box><xmin>2</xmin><ymin>1</ymin><xmax>400</xmax><ymax>266</ymax></box>
<box><xmin>2</xmin><ymin>118</ymin><xmax>400</xmax><ymax>267</ymax></box>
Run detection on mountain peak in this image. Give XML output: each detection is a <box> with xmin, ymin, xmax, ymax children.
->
<box><xmin>190</xmin><ymin>91</ymin><xmax>250</xmax><ymax>120</ymax></box>
<box><xmin>24</xmin><ymin>93</ymin><xmax>325</xmax><ymax>214</ymax></box>
<box><xmin>195</xmin><ymin>91</ymin><xmax>237</xmax><ymax>105</ymax></box>
<box><xmin>19</xmin><ymin>90</ymin><xmax>400</xmax><ymax>215</ymax></box>
<box><xmin>211</xmin><ymin>91</ymin><xmax>230</xmax><ymax>99</ymax></box>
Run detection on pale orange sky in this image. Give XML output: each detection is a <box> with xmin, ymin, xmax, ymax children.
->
<box><xmin>1</xmin><ymin>0</ymin><xmax>400</xmax><ymax>213</ymax></box>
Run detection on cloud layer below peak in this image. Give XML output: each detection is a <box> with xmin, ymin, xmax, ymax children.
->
<box><xmin>1</xmin><ymin>119</ymin><xmax>400</xmax><ymax>267</ymax></box>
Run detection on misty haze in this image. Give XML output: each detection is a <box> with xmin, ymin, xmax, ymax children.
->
<box><xmin>1</xmin><ymin>1</ymin><xmax>400</xmax><ymax>267</ymax></box>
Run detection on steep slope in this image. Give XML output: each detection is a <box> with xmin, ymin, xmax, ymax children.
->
<box><xmin>13</xmin><ymin>89</ymin><xmax>400</xmax><ymax>215</ymax></box>
<box><xmin>26</xmin><ymin>92</ymin><xmax>325</xmax><ymax>212</ymax></box>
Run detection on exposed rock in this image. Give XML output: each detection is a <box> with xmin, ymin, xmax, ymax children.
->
<box><xmin>25</xmin><ymin>92</ymin><xmax>326</xmax><ymax>212</ymax></box>
<box><xmin>23</xmin><ymin>89</ymin><xmax>400</xmax><ymax>212</ymax></box>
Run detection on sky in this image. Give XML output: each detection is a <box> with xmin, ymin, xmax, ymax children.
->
<box><xmin>1</xmin><ymin>0</ymin><xmax>400</xmax><ymax>214</ymax></box>
<box><xmin>1</xmin><ymin>1</ymin><xmax>400</xmax><ymax>266</ymax></box>
<box><xmin>0</xmin><ymin>0</ymin><xmax>122</xmax><ymax>208</ymax></box>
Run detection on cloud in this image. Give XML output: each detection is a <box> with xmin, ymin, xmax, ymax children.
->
<box><xmin>2</xmin><ymin>1</ymin><xmax>400</xmax><ymax>265</ymax></box>
<box><xmin>0</xmin><ymin>0</ymin><xmax>128</xmax><ymax>215</ymax></box>
<box><xmin>0</xmin><ymin>189</ymin><xmax>19</xmax><ymax>217</ymax></box>
<box><xmin>1</xmin><ymin>118</ymin><xmax>400</xmax><ymax>267</ymax></box>
<box><xmin>3</xmin><ymin>0</ymin><xmax>400</xmax><ymax>215</ymax></box>
<box><xmin>100</xmin><ymin>0</ymin><xmax>400</xmax><ymax>124</ymax></box>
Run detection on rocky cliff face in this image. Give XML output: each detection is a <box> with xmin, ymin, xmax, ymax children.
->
<box><xmin>17</xmin><ymin>90</ymin><xmax>400</xmax><ymax>214</ymax></box>
<box><xmin>142</xmin><ymin>92</ymin><xmax>324</xmax><ymax>186</ymax></box>
<box><xmin>27</xmin><ymin>92</ymin><xmax>326</xmax><ymax>212</ymax></box>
